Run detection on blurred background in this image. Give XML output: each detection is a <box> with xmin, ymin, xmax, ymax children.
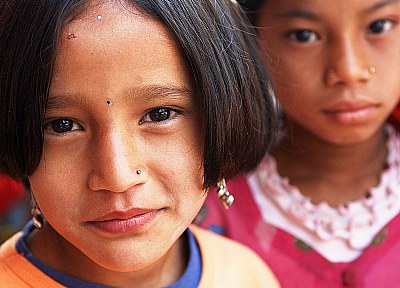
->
<box><xmin>0</xmin><ymin>175</ymin><xmax>30</xmax><ymax>243</ymax></box>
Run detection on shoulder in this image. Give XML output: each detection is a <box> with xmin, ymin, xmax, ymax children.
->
<box><xmin>0</xmin><ymin>232</ymin><xmax>28</xmax><ymax>287</ymax></box>
<box><xmin>0</xmin><ymin>231</ymin><xmax>21</xmax><ymax>260</ymax></box>
<box><xmin>0</xmin><ymin>232</ymin><xmax>65</xmax><ymax>288</ymax></box>
<box><xmin>190</xmin><ymin>225</ymin><xmax>280</xmax><ymax>288</ymax></box>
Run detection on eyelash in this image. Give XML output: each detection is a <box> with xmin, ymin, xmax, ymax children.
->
<box><xmin>44</xmin><ymin>107</ymin><xmax>179</xmax><ymax>135</ymax></box>
<box><xmin>43</xmin><ymin>118</ymin><xmax>83</xmax><ymax>135</ymax></box>
<box><xmin>286</xmin><ymin>18</ymin><xmax>395</xmax><ymax>44</ymax></box>
<box><xmin>287</xmin><ymin>29</ymin><xmax>319</xmax><ymax>43</ymax></box>
<box><xmin>367</xmin><ymin>19</ymin><xmax>395</xmax><ymax>34</ymax></box>
<box><xmin>139</xmin><ymin>107</ymin><xmax>179</xmax><ymax>125</ymax></box>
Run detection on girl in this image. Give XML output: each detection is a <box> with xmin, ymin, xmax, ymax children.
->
<box><xmin>0</xmin><ymin>1</ymin><xmax>280</xmax><ymax>287</ymax></box>
<box><xmin>197</xmin><ymin>0</ymin><xmax>400</xmax><ymax>287</ymax></box>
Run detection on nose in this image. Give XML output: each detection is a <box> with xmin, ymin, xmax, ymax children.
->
<box><xmin>325</xmin><ymin>36</ymin><xmax>371</xmax><ymax>87</ymax></box>
<box><xmin>88</xmin><ymin>128</ymin><xmax>147</xmax><ymax>193</ymax></box>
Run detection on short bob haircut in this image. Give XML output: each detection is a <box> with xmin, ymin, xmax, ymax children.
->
<box><xmin>0</xmin><ymin>0</ymin><xmax>276</xmax><ymax>188</ymax></box>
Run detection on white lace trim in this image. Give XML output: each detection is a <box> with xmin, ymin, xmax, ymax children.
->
<box><xmin>249</xmin><ymin>126</ymin><xmax>400</xmax><ymax>262</ymax></box>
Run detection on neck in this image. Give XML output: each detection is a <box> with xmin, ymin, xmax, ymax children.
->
<box><xmin>272</xmin><ymin>121</ymin><xmax>388</xmax><ymax>206</ymax></box>
<box><xmin>28</xmin><ymin>223</ymin><xmax>188</xmax><ymax>287</ymax></box>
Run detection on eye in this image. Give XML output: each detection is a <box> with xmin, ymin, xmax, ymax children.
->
<box><xmin>287</xmin><ymin>30</ymin><xmax>319</xmax><ymax>43</ymax></box>
<box><xmin>368</xmin><ymin>19</ymin><xmax>394</xmax><ymax>34</ymax></box>
<box><xmin>140</xmin><ymin>107</ymin><xmax>178</xmax><ymax>124</ymax></box>
<box><xmin>44</xmin><ymin>118</ymin><xmax>82</xmax><ymax>134</ymax></box>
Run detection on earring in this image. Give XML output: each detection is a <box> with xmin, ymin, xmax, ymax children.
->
<box><xmin>216</xmin><ymin>178</ymin><xmax>234</xmax><ymax>209</ymax></box>
<box><xmin>31</xmin><ymin>193</ymin><xmax>44</xmax><ymax>229</ymax></box>
<box><xmin>368</xmin><ymin>66</ymin><xmax>376</xmax><ymax>74</ymax></box>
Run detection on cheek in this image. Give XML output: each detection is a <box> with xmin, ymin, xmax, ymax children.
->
<box><xmin>159</xmin><ymin>141</ymin><xmax>203</xmax><ymax>190</ymax></box>
<box><xmin>28</xmin><ymin>154</ymin><xmax>83</xmax><ymax>219</ymax></box>
<box><xmin>385</xmin><ymin>70</ymin><xmax>400</xmax><ymax>98</ymax></box>
<box><xmin>268</xmin><ymin>57</ymin><xmax>307</xmax><ymax>94</ymax></box>
<box><xmin>162</xmin><ymin>120</ymin><xmax>204</xmax><ymax>188</ymax></box>
<box><xmin>155</xmin><ymin>134</ymin><xmax>204</xmax><ymax>208</ymax></box>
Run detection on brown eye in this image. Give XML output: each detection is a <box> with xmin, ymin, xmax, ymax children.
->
<box><xmin>368</xmin><ymin>19</ymin><xmax>393</xmax><ymax>34</ymax></box>
<box><xmin>140</xmin><ymin>107</ymin><xmax>178</xmax><ymax>124</ymax></box>
<box><xmin>44</xmin><ymin>118</ymin><xmax>81</xmax><ymax>134</ymax></box>
<box><xmin>149</xmin><ymin>108</ymin><xmax>170</xmax><ymax>122</ymax></box>
<box><xmin>52</xmin><ymin>119</ymin><xmax>73</xmax><ymax>133</ymax></box>
<box><xmin>288</xmin><ymin>29</ymin><xmax>319</xmax><ymax>43</ymax></box>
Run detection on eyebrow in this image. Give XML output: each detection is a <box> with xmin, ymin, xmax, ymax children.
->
<box><xmin>46</xmin><ymin>94</ymin><xmax>82</xmax><ymax>110</ymax></box>
<box><xmin>46</xmin><ymin>85</ymin><xmax>192</xmax><ymax>109</ymax></box>
<box><xmin>365</xmin><ymin>0</ymin><xmax>399</xmax><ymax>14</ymax></box>
<box><xmin>274</xmin><ymin>0</ymin><xmax>399</xmax><ymax>20</ymax></box>
<box><xmin>274</xmin><ymin>10</ymin><xmax>319</xmax><ymax>21</ymax></box>
<box><xmin>133</xmin><ymin>85</ymin><xmax>192</xmax><ymax>102</ymax></box>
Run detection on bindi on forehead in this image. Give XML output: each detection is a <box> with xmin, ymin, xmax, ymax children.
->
<box><xmin>65</xmin><ymin>13</ymin><xmax>104</xmax><ymax>40</ymax></box>
<box><xmin>66</xmin><ymin>33</ymin><xmax>77</xmax><ymax>40</ymax></box>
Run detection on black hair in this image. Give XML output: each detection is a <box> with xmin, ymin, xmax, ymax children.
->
<box><xmin>0</xmin><ymin>0</ymin><xmax>276</xmax><ymax>188</ymax></box>
<box><xmin>238</xmin><ymin>0</ymin><xmax>264</xmax><ymax>24</ymax></box>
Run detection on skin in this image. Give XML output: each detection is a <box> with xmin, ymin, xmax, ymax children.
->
<box><xmin>257</xmin><ymin>0</ymin><xmax>400</xmax><ymax>205</ymax></box>
<box><xmin>27</xmin><ymin>1</ymin><xmax>205</xmax><ymax>287</ymax></box>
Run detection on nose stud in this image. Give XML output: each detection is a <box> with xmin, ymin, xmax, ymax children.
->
<box><xmin>368</xmin><ymin>66</ymin><xmax>376</xmax><ymax>74</ymax></box>
<box><xmin>136</xmin><ymin>169</ymin><xmax>141</xmax><ymax>175</ymax></box>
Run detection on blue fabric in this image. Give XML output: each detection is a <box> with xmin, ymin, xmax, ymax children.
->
<box><xmin>16</xmin><ymin>221</ymin><xmax>202</xmax><ymax>287</ymax></box>
<box><xmin>169</xmin><ymin>225</ymin><xmax>202</xmax><ymax>288</ymax></box>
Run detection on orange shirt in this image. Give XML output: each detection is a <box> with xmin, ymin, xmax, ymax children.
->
<box><xmin>0</xmin><ymin>225</ymin><xmax>280</xmax><ymax>287</ymax></box>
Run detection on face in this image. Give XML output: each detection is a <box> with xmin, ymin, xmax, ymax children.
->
<box><xmin>29</xmin><ymin>0</ymin><xmax>204</xmax><ymax>278</ymax></box>
<box><xmin>258</xmin><ymin>0</ymin><xmax>400</xmax><ymax>144</ymax></box>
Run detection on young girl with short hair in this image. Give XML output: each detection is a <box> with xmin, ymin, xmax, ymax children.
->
<box><xmin>0</xmin><ymin>1</ymin><xmax>279</xmax><ymax>287</ymax></box>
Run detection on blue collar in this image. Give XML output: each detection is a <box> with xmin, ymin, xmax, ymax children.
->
<box><xmin>16</xmin><ymin>221</ymin><xmax>202</xmax><ymax>287</ymax></box>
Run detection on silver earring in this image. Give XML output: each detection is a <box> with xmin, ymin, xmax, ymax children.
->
<box><xmin>368</xmin><ymin>66</ymin><xmax>376</xmax><ymax>74</ymax></box>
<box><xmin>31</xmin><ymin>193</ymin><xmax>44</xmax><ymax>229</ymax></box>
<box><xmin>216</xmin><ymin>178</ymin><xmax>234</xmax><ymax>209</ymax></box>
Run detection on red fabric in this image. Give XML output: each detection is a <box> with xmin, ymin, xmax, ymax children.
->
<box><xmin>389</xmin><ymin>104</ymin><xmax>400</xmax><ymax>131</ymax></box>
<box><xmin>0</xmin><ymin>175</ymin><xmax>25</xmax><ymax>217</ymax></box>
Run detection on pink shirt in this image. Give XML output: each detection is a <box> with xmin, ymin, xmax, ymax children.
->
<box><xmin>196</xmin><ymin>126</ymin><xmax>400</xmax><ymax>287</ymax></box>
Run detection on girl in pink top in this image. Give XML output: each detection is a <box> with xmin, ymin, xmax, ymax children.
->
<box><xmin>197</xmin><ymin>0</ymin><xmax>400</xmax><ymax>287</ymax></box>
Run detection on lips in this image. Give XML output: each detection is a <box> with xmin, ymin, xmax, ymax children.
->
<box><xmin>86</xmin><ymin>208</ymin><xmax>162</xmax><ymax>235</ymax></box>
<box><xmin>323</xmin><ymin>102</ymin><xmax>380</xmax><ymax>124</ymax></box>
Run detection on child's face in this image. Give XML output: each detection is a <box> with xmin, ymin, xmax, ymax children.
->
<box><xmin>258</xmin><ymin>0</ymin><xmax>400</xmax><ymax>144</ymax></box>
<box><xmin>29</xmin><ymin>2</ymin><xmax>204</xmax><ymax>275</ymax></box>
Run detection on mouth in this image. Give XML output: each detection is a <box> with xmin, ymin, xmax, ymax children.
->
<box><xmin>86</xmin><ymin>208</ymin><xmax>162</xmax><ymax>235</ymax></box>
<box><xmin>323</xmin><ymin>102</ymin><xmax>380</xmax><ymax>124</ymax></box>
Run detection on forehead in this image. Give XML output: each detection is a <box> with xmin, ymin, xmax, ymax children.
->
<box><xmin>51</xmin><ymin>1</ymin><xmax>190</xmax><ymax>93</ymax></box>
<box><xmin>53</xmin><ymin>1</ymin><xmax>185</xmax><ymax>84</ymax></box>
<box><xmin>61</xmin><ymin>1</ymin><xmax>170</xmax><ymax>47</ymax></box>
<box><xmin>260</xmin><ymin>0</ymin><xmax>400</xmax><ymax>20</ymax></box>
